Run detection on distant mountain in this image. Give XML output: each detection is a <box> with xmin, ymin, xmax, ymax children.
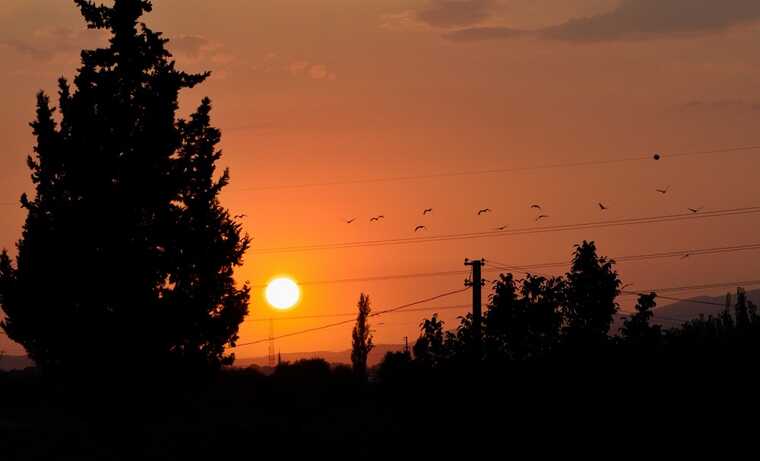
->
<box><xmin>652</xmin><ymin>288</ymin><xmax>760</xmax><ymax>325</ymax></box>
<box><xmin>234</xmin><ymin>344</ymin><xmax>404</xmax><ymax>368</ymax></box>
<box><xmin>0</xmin><ymin>354</ymin><xmax>34</xmax><ymax>371</ymax></box>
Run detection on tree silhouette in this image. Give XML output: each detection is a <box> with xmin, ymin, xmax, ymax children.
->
<box><xmin>0</xmin><ymin>0</ymin><xmax>249</xmax><ymax>373</ymax></box>
<box><xmin>734</xmin><ymin>288</ymin><xmax>750</xmax><ymax>330</ymax></box>
<box><xmin>620</xmin><ymin>293</ymin><xmax>661</xmax><ymax>350</ymax></box>
<box><xmin>351</xmin><ymin>293</ymin><xmax>374</xmax><ymax>379</ymax></box>
<box><xmin>485</xmin><ymin>273</ymin><xmax>563</xmax><ymax>361</ymax></box>
<box><xmin>413</xmin><ymin>314</ymin><xmax>447</xmax><ymax>368</ymax></box>
<box><xmin>562</xmin><ymin>241</ymin><xmax>620</xmax><ymax>349</ymax></box>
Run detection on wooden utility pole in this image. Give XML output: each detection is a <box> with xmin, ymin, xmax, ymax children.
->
<box><xmin>465</xmin><ymin>258</ymin><xmax>485</xmax><ymax>355</ymax></box>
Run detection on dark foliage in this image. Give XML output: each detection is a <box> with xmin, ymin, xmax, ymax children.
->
<box><xmin>351</xmin><ymin>293</ymin><xmax>374</xmax><ymax>379</ymax></box>
<box><xmin>387</xmin><ymin>241</ymin><xmax>760</xmax><ymax>377</ymax></box>
<box><xmin>0</xmin><ymin>0</ymin><xmax>249</xmax><ymax>375</ymax></box>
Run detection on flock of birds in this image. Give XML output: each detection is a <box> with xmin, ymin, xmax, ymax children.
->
<box><xmin>338</xmin><ymin>154</ymin><xmax>706</xmax><ymax>234</ymax></box>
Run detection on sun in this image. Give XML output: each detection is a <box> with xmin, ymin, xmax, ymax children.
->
<box><xmin>265</xmin><ymin>277</ymin><xmax>301</xmax><ymax>310</ymax></box>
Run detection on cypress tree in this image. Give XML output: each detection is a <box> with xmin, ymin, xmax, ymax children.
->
<box><xmin>0</xmin><ymin>0</ymin><xmax>249</xmax><ymax>374</ymax></box>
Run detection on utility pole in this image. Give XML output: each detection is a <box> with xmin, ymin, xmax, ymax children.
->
<box><xmin>403</xmin><ymin>336</ymin><xmax>409</xmax><ymax>355</ymax></box>
<box><xmin>465</xmin><ymin>258</ymin><xmax>485</xmax><ymax>356</ymax></box>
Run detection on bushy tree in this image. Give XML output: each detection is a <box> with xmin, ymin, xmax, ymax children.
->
<box><xmin>413</xmin><ymin>314</ymin><xmax>447</xmax><ymax>368</ymax></box>
<box><xmin>562</xmin><ymin>241</ymin><xmax>620</xmax><ymax>348</ymax></box>
<box><xmin>0</xmin><ymin>0</ymin><xmax>249</xmax><ymax>373</ymax></box>
<box><xmin>351</xmin><ymin>293</ymin><xmax>374</xmax><ymax>379</ymax></box>
<box><xmin>485</xmin><ymin>273</ymin><xmax>564</xmax><ymax>361</ymax></box>
<box><xmin>620</xmin><ymin>293</ymin><xmax>661</xmax><ymax>349</ymax></box>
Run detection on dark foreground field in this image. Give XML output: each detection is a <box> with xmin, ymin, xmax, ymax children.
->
<box><xmin>0</xmin><ymin>359</ymin><xmax>754</xmax><ymax>460</ymax></box>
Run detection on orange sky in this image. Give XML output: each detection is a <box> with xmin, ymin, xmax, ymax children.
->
<box><xmin>2</xmin><ymin>0</ymin><xmax>760</xmax><ymax>358</ymax></box>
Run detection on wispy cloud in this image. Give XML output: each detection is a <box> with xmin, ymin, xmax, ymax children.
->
<box><xmin>445</xmin><ymin>0</ymin><xmax>760</xmax><ymax>42</ymax></box>
<box><xmin>288</xmin><ymin>60</ymin><xmax>337</xmax><ymax>81</ymax></box>
<box><xmin>678</xmin><ymin>99</ymin><xmax>760</xmax><ymax>113</ymax></box>
<box><xmin>416</xmin><ymin>0</ymin><xmax>496</xmax><ymax>28</ymax></box>
<box><xmin>0</xmin><ymin>27</ymin><xmax>105</xmax><ymax>61</ymax></box>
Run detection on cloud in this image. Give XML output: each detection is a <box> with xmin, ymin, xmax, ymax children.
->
<box><xmin>170</xmin><ymin>35</ymin><xmax>210</xmax><ymax>59</ymax></box>
<box><xmin>678</xmin><ymin>99</ymin><xmax>760</xmax><ymax>113</ymax></box>
<box><xmin>445</xmin><ymin>26</ymin><xmax>525</xmax><ymax>42</ymax></box>
<box><xmin>445</xmin><ymin>0</ymin><xmax>760</xmax><ymax>42</ymax></box>
<box><xmin>416</xmin><ymin>0</ymin><xmax>496</xmax><ymax>28</ymax></box>
<box><xmin>0</xmin><ymin>27</ymin><xmax>105</xmax><ymax>61</ymax></box>
<box><xmin>169</xmin><ymin>35</ymin><xmax>235</xmax><ymax>66</ymax></box>
<box><xmin>287</xmin><ymin>60</ymin><xmax>337</xmax><ymax>81</ymax></box>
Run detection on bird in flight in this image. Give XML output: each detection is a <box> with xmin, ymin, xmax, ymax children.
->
<box><xmin>530</xmin><ymin>204</ymin><xmax>542</xmax><ymax>211</ymax></box>
<box><xmin>598</xmin><ymin>203</ymin><xmax>608</xmax><ymax>211</ymax></box>
<box><xmin>423</xmin><ymin>208</ymin><xmax>433</xmax><ymax>215</ymax></box>
<box><xmin>687</xmin><ymin>207</ymin><xmax>704</xmax><ymax>213</ymax></box>
<box><xmin>621</xmin><ymin>283</ymin><xmax>634</xmax><ymax>290</ymax></box>
<box><xmin>495</xmin><ymin>225</ymin><xmax>508</xmax><ymax>231</ymax></box>
<box><xmin>656</xmin><ymin>186</ymin><xmax>670</xmax><ymax>194</ymax></box>
<box><xmin>535</xmin><ymin>215</ymin><xmax>549</xmax><ymax>222</ymax></box>
<box><xmin>346</xmin><ymin>218</ymin><xmax>357</xmax><ymax>224</ymax></box>
<box><xmin>414</xmin><ymin>225</ymin><xmax>427</xmax><ymax>232</ymax></box>
<box><xmin>369</xmin><ymin>215</ymin><xmax>385</xmax><ymax>223</ymax></box>
<box><xmin>477</xmin><ymin>208</ymin><xmax>492</xmax><ymax>215</ymax></box>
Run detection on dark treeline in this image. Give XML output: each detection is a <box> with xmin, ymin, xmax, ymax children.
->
<box><xmin>376</xmin><ymin>241</ymin><xmax>760</xmax><ymax>383</ymax></box>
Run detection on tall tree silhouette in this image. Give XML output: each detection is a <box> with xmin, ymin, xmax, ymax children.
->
<box><xmin>562</xmin><ymin>241</ymin><xmax>620</xmax><ymax>349</ymax></box>
<box><xmin>0</xmin><ymin>0</ymin><xmax>249</xmax><ymax>373</ymax></box>
<box><xmin>351</xmin><ymin>293</ymin><xmax>374</xmax><ymax>379</ymax></box>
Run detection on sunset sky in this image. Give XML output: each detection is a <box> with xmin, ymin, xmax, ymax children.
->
<box><xmin>2</xmin><ymin>0</ymin><xmax>760</xmax><ymax>358</ymax></box>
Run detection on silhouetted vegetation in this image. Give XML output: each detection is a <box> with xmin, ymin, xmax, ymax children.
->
<box><xmin>380</xmin><ymin>240</ymin><xmax>760</xmax><ymax>381</ymax></box>
<box><xmin>0</xmin><ymin>0</ymin><xmax>249</xmax><ymax>375</ymax></box>
<box><xmin>351</xmin><ymin>293</ymin><xmax>374</xmax><ymax>380</ymax></box>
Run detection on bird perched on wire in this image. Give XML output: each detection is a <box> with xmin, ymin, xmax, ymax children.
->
<box><xmin>598</xmin><ymin>203</ymin><xmax>608</xmax><ymax>211</ymax></box>
<box><xmin>687</xmin><ymin>207</ymin><xmax>703</xmax><ymax>213</ymax></box>
<box><xmin>680</xmin><ymin>253</ymin><xmax>690</xmax><ymax>259</ymax></box>
<box><xmin>656</xmin><ymin>186</ymin><xmax>670</xmax><ymax>194</ymax></box>
<box><xmin>535</xmin><ymin>215</ymin><xmax>549</xmax><ymax>222</ymax></box>
<box><xmin>477</xmin><ymin>208</ymin><xmax>492</xmax><ymax>215</ymax></box>
<box><xmin>495</xmin><ymin>225</ymin><xmax>508</xmax><ymax>231</ymax></box>
<box><xmin>414</xmin><ymin>225</ymin><xmax>426</xmax><ymax>232</ymax></box>
<box><xmin>423</xmin><ymin>208</ymin><xmax>433</xmax><ymax>215</ymax></box>
<box><xmin>370</xmin><ymin>215</ymin><xmax>385</xmax><ymax>223</ymax></box>
<box><xmin>653</xmin><ymin>153</ymin><xmax>661</xmax><ymax>160</ymax></box>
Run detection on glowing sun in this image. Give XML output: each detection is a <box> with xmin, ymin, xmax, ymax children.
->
<box><xmin>265</xmin><ymin>277</ymin><xmax>301</xmax><ymax>310</ymax></box>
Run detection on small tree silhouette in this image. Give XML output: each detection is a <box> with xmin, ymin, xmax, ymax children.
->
<box><xmin>0</xmin><ymin>0</ymin><xmax>249</xmax><ymax>373</ymax></box>
<box><xmin>413</xmin><ymin>314</ymin><xmax>446</xmax><ymax>368</ymax></box>
<box><xmin>621</xmin><ymin>293</ymin><xmax>661</xmax><ymax>349</ymax></box>
<box><xmin>351</xmin><ymin>293</ymin><xmax>374</xmax><ymax>379</ymax></box>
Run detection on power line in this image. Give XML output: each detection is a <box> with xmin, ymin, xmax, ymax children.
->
<box><xmin>234</xmin><ymin>288</ymin><xmax>469</xmax><ymax>348</ymax></box>
<box><xmin>241</xmin><ymin>144</ymin><xmax>760</xmax><ymax>191</ymax></box>
<box><xmin>251</xmin><ymin>206</ymin><xmax>760</xmax><ymax>254</ymax></box>
<box><xmin>249</xmin><ymin>242</ymin><xmax>760</xmax><ymax>289</ymax></box>
<box><xmin>247</xmin><ymin>304</ymin><xmax>471</xmax><ymax>322</ymax></box>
